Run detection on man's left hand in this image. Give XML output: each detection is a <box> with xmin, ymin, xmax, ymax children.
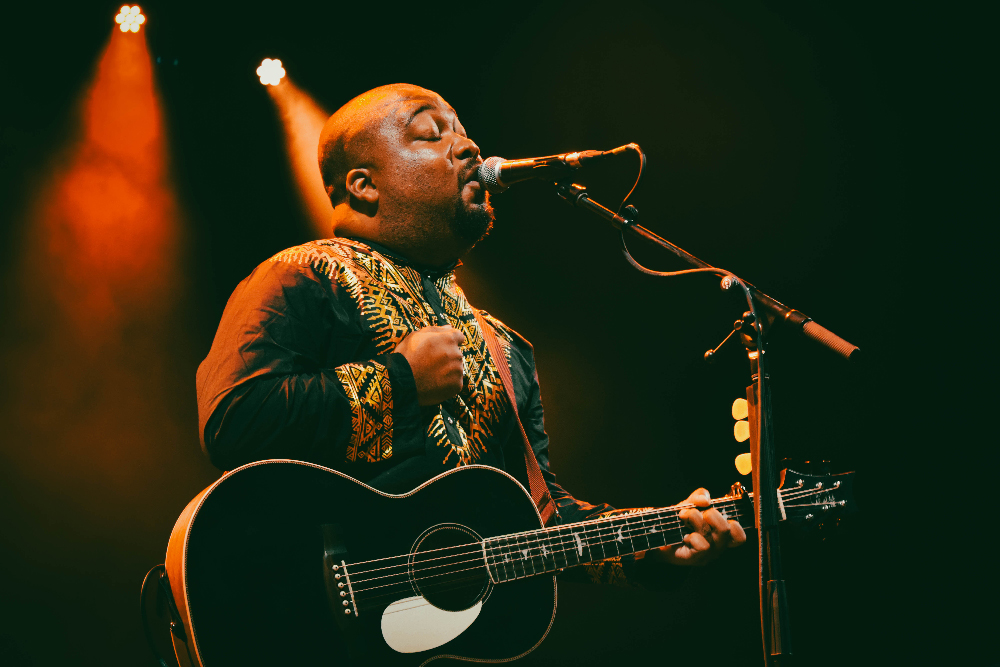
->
<box><xmin>648</xmin><ymin>488</ymin><xmax>747</xmax><ymax>566</ymax></box>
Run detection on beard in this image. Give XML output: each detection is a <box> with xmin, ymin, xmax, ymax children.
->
<box><xmin>450</xmin><ymin>192</ymin><xmax>495</xmax><ymax>247</ymax></box>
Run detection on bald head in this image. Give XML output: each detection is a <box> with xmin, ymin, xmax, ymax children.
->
<box><xmin>315</xmin><ymin>83</ymin><xmax>491</xmax><ymax>267</ymax></box>
<box><xmin>318</xmin><ymin>83</ymin><xmax>447</xmax><ymax>205</ymax></box>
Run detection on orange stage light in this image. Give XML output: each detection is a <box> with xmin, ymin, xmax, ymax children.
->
<box><xmin>115</xmin><ymin>5</ymin><xmax>145</xmax><ymax>33</ymax></box>
<box><xmin>256</xmin><ymin>58</ymin><xmax>286</xmax><ymax>86</ymax></box>
<box><xmin>266</xmin><ymin>78</ymin><xmax>332</xmax><ymax>234</ymax></box>
<box><xmin>22</xmin><ymin>27</ymin><xmax>180</xmax><ymax>346</ymax></box>
<box><xmin>2</xmin><ymin>24</ymin><xmax>185</xmax><ymax>510</ymax></box>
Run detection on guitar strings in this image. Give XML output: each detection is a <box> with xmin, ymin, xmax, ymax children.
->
<box><xmin>347</xmin><ymin>495</ymin><xmax>745</xmax><ymax>577</ymax></box>
<box><xmin>353</xmin><ymin>506</ymin><xmax>753</xmax><ymax>607</ymax></box>
<box><xmin>345</xmin><ymin>483</ymin><xmax>832</xmax><ymax>578</ymax></box>
<box><xmin>348</xmin><ymin>486</ymin><xmax>836</xmax><ymax>597</ymax></box>
<box><xmin>349</xmin><ymin>509</ymin><xmax>708</xmax><ymax>588</ymax></box>
<box><xmin>349</xmin><ymin>486</ymin><xmax>832</xmax><ymax>597</ymax></box>
<box><xmin>351</xmin><ymin>494</ymin><xmax>835</xmax><ymax>607</ymax></box>
<box><xmin>344</xmin><ymin>496</ymin><xmax>736</xmax><ymax>571</ymax></box>
<box><xmin>350</xmin><ymin>514</ymin><xmax>700</xmax><ymax>598</ymax></box>
<box><xmin>349</xmin><ymin>494</ymin><xmax>757</xmax><ymax>584</ymax></box>
<box><xmin>350</xmin><ymin>508</ymin><xmax>734</xmax><ymax>596</ymax></box>
<box><xmin>350</xmin><ymin>495</ymin><xmax>760</xmax><ymax>590</ymax></box>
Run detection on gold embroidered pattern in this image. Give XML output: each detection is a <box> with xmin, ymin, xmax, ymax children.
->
<box><xmin>582</xmin><ymin>557</ymin><xmax>633</xmax><ymax>587</ymax></box>
<box><xmin>269</xmin><ymin>238</ymin><xmax>513</xmax><ymax>468</ymax></box>
<box><xmin>434</xmin><ymin>278</ymin><xmax>512</xmax><ymax>466</ymax></box>
<box><xmin>334</xmin><ymin>361</ymin><xmax>394</xmax><ymax>463</ymax></box>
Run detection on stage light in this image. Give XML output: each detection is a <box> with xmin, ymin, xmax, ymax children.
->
<box><xmin>115</xmin><ymin>5</ymin><xmax>145</xmax><ymax>33</ymax></box>
<box><xmin>265</xmin><ymin>79</ymin><xmax>332</xmax><ymax>233</ymax></box>
<box><xmin>256</xmin><ymin>59</ymin><xmax>286</xmax><ymax>86</ymax></box>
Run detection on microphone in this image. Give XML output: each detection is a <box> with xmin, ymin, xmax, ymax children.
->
<box><xmin>476</xmin><ymin>143</ymin><xmax>638</xmax><ymax>194</ymax></box>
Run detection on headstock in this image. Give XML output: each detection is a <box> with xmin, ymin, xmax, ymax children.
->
<box><xmin>725</xmin><ymin>469</ymin><xmax>857</xmax><ymax>531</ymax></box>
<box><xmin>777</xmin><ymin>469</ymin><xmax>857</xmax><ymax>528</ymax></box>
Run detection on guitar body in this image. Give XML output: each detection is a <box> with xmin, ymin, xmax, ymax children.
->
<box><xmin>166</xmin><ymin>461</ymin><xmax>556</xmax><ymax>667</ymax></box>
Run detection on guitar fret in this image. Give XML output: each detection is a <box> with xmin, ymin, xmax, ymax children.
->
<box><xmin>622</xmin><ymin>516</ymin><xmax>637</xmax><ymax>553</ymax></box>
<box><xmin>646</xmin><ymin>512</ymin><xmax>665</xmax><ymax>549</ymax></box>
<box><xmin>514</xmin><ymin>533</ymin><xmax>533</xmax><ymax>578</ymax></box>
<box><xmin>544</xmin><ymin>529</ymin><xmax>558</xmax><ymax>569</ymax></box>
<box><xmin>508</xmin><ymin>537</ymin><xmax>520</xmax><ymax>578</ymax></box>
<box><xmin>483</xmin><ymin>491</ymin><xmax>761</xmax><ymax>584</ymax></box>
<box><xmin>555</xmin><ymin>528</ymin><xmax>572</xmax><ymax>569</ymax></box>
<box><xmin>498</xmin><ymin>537</ymin><xmax>515</xmax><ymax>581</ymax></box>
<box><xmin>485</xmin><ymin>539</ymin><xmax>499</xmax><ymax>582</ymax></box>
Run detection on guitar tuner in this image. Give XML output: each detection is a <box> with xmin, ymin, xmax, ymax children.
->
<box><xmin>732</xmin><ymin>398</ymin><xmax>750</xmax><ymax>443</ymax></box>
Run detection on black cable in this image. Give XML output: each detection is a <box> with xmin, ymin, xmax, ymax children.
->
<box><xmin>614</xmin><ymin>144</ymin><xmax>760</xmax><ymax>340</ymax></box>
<box><xmin>615</xmin><ymin>142</ymin><xmax>646</xmax><ymax>216</ymax></box>
<box><xmin>140</xmin><ymin>564</ymin><xmax>174</xmax><ymax>667</ymax></box>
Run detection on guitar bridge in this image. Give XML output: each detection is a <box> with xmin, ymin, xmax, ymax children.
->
<box><xmin>322</xmin><ymin>524</ymin><xmax>359</xmax><ymax>618</ymax></box>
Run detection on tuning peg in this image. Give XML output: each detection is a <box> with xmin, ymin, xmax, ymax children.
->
<box><xmin>735</xmin><ymin>453</ymin><xmax>752</xmax><ymax>475</ymax></box>
<box><xmin>734</xmin><ymin>421</ymin><xmax>750</xmax><ymax>442</ymax></box>
<box><xmin>732</xmin><ymin>397</ymin><xmax>750</xmax><ymax>442</ymax></box>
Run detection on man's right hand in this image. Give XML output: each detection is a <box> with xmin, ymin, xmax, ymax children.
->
<box><xmin>394</xmin><ymin>326</ymin><xmax>467</xmax><ymax>406</ymax></box>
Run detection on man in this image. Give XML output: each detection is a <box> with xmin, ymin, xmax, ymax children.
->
<box><xmin>196</xmin><ymin>83</ymin><xmax>744</xmax><ymax>591</ymax></box>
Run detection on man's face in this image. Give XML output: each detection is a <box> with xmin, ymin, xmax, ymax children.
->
<box><xmin>374</xmin><ymin>89</ymin><xmax>494</xmax><ymax>250</ymax></box>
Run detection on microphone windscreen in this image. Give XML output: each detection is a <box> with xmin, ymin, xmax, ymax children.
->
<box><xmin>477</xmin><ymin>157</ymin><xmax>507</xmax><ymax>194</ymax></box>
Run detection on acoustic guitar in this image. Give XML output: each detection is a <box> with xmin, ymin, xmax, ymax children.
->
<box><xmin>164</xmin><ymin>460</ymin><xmax>854</xmax><ymax>666</ymax></box>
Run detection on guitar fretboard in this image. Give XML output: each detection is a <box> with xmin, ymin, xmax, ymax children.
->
<box><xmin>482</xmin><ymin>499</ymin><xmax>744</xmax><ymax>583</ymax></box>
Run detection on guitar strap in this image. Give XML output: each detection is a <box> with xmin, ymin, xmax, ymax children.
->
<box><xmin>473</xmin><ymin>309</ymin><xmax>558</xmax><ymax>527</ymax></box>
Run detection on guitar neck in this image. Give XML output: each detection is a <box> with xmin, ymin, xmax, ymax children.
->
<box><xmin>483</xmin><ymin>494</ymin><xmax>751</xmax><ymax>584</ymax></box>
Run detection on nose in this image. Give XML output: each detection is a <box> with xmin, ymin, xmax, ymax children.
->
<box><xmin>454</xmin><ymin>135</ymin><xmax>481</xmax><ymax>162</ymax></box>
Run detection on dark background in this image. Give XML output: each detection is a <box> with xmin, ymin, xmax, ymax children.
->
<box><xmin>0</xmin><ymin>1</ymin><xmax>991</xmax><ymax>665</ymax></box>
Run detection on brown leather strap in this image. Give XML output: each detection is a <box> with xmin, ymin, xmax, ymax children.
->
<box><xmin>473</xmin><ymin>310</ymin><xmax>557</xmax><ymax>526</ymax></box>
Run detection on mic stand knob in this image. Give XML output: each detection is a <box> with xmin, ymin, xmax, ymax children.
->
<box><xmin>704</xmin><ymin>311</ymin><xmax>755</xmax><ymax>364</ymax></box>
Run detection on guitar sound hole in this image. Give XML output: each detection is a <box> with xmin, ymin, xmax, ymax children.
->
<box><xmin>409</xmin><ymin>524</ymin><xmax>491</xmax><ymax>613</ymax></box>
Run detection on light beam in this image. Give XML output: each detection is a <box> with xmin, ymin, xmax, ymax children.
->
<box><xmin>3</xmin><ymin>26</ymin><xmax>184</xmax><ymax>498</ymax></box>
<box><xmin>264</xmin><ymin>75</ymin><xmax>332</xmax><ymax>234</ymax></box>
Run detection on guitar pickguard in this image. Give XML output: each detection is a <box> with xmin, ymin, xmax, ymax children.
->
<box><xmin>381</xmin><ymin>596</ymin><xmax>483</xmax><ymax>654</ymax></box>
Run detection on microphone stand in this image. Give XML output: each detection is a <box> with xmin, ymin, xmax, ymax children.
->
<box><xmin>553</xmin><ymin>181</ymin><xmax>860</xmax><ymax>667</ymax></box>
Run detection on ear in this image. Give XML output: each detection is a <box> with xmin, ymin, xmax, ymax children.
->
<box><xmin>344</xmin><ymin>168</ymin><xmax>378</xmax><ymax>205</ymax></box>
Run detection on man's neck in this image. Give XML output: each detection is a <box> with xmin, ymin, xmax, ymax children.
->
<box><xmin>341</xmin><ymin>236</ymin><xmax>461</xmax><ymax>276</ymax></box>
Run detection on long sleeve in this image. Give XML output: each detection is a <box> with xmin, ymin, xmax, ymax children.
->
<box><xmin>196</xmin><ymin>259</ymin><xmax>423</xmax><ymax>471</ymax></box>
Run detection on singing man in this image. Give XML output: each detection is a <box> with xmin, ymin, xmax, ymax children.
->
<box><xmin>196</xmin><ymin>83</ymin><xmax>745</xmax><ymax>593</ymax></box>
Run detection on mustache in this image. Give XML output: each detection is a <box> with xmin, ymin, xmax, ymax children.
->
<box><xmin>460</xmin><ymin>160</ymin><xmax>483</xmax><ymax>184</ymax></box>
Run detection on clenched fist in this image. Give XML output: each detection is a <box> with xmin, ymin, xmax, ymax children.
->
<box><xmin>394</xmin><ymin>325</ymin><xmax>467</xmax><ymax>406</ymax></box>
